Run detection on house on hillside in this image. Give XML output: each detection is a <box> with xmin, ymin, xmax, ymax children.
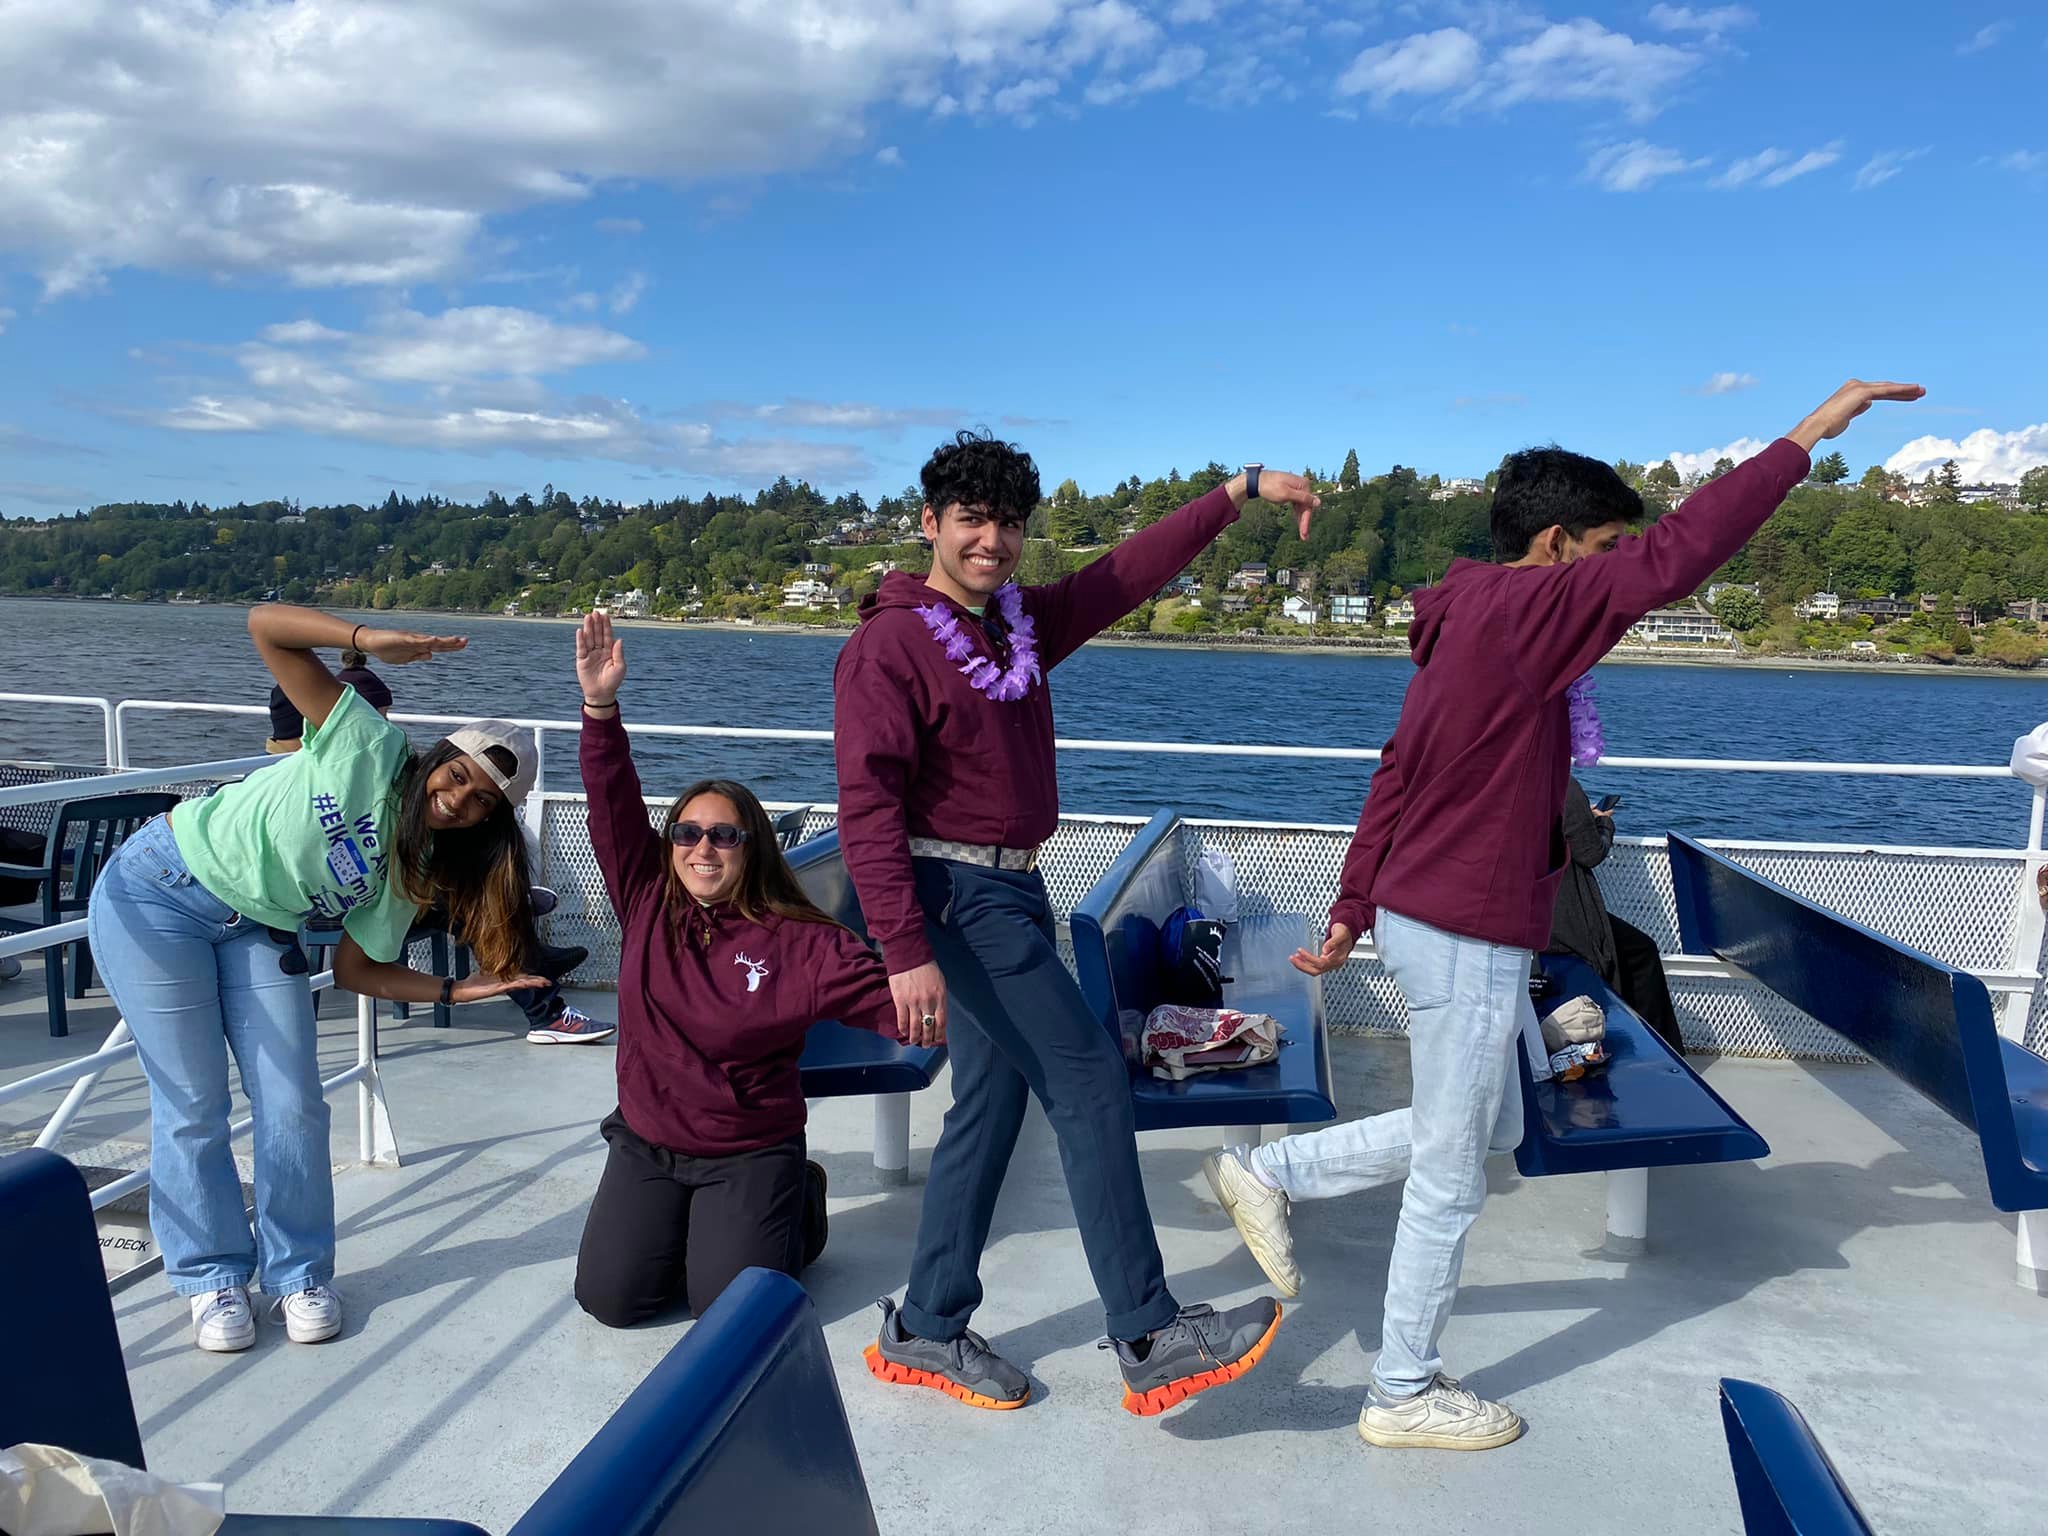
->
<box><xmin>1628</xmin><ymin>604</ymin><xmax>1731</xmax><ymax>645</ymax></box>
<box><xmin>1227</xmin><ymin>563</ymin><xmax>1269</xmax><ymax>591</ymax></box>
<box><xmin>1328</xmin><ymin>594</ymin><xmax>1373</xmax><ymax>625</ymax></box>
<box><xmin>1428</xmin><ymin>477</ymin><xmax>1487</xmax><ymax>502</ymax></box>
<box><xmin>782</xmin><ymin>578</ymin><xmax>833</xmax><ymax>610</ymax></box>
<box><xmin>1281</xmin><ymin>596</ymin><xmax>1317</xmax><ymax>625</ymax></box>
<box><xmin>1794</xmin><ymin>591</ymin><xmax>1841</xmax><ymax>620</ymax></box>
<box><xmin>1382</xmin><ymin>595</ymin><xmax>1416</xmax><ymax>628</ymax></box>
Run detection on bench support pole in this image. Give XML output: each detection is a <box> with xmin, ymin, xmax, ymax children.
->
<box><xmin>1603</xmin><ymin>1168</ymin><xmax>1649</xmax><ymax>1258</ymax></box>
<box><xmin>872</xmin><ymin>1094</ymin><xmax>910</xmax><ymax>1185</ymax></box>
<box><xmin>2020</xmin><ymin>1212</ymin><xmax>2048</xmax><ymax>1296</ymax></box>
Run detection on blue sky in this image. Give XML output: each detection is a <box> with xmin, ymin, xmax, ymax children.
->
<box><xmin>0</xmin><ymin>1</ymin><xmax>2041</xmax><ymax>517</ymax></box>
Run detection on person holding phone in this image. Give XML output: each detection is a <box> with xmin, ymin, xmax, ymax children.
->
<box><xmin>1543</xmin><ymin>779</ymin><xmax>1683</xmax><ymax>1052</ymax></box>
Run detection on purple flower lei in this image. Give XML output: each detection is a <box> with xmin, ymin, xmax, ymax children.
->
<box><xmin>914</xmin><ymin>582</ymin><xmax>1043</xmax><ymax>702</ymax></box>
<box><xmin>1566</xmin><ymin>672</ymin><xmax>1606</xmax><ymax>766</ymax></box>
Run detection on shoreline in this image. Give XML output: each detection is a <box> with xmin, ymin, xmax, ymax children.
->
<box><xmin>8</xmin><ymin>592</ymin><xmax>2045</xmax><ymax>678</ymax></box>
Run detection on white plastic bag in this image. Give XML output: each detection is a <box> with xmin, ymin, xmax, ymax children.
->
<box><xmin>0</xmin><ymin>1443</ymin><xmax>225</xmax><ymax>1536</ymax></box>
<box><xmin>1193</xmin><ymin>850</ymin><xmax>1240</xmax><ymax>924</ymax></box>
<box><xmin>1141</xmin><ymin>1005</ymin><xmax>1278</xmax><ymax>1081</ymax></box>
<box><xmin>2013</xmin><ymin>723</ymin><xmax>2048</xmax><ymax>787</ymax></box>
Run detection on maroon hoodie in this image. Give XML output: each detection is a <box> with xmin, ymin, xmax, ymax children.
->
<box><xmin>834</xmin><ymin>484</ymin><xmax>1242</xmax><ymax>972</ymax></box>
<box><xmin>581</xmin><ymin>705</ymin><xmax>898</xmax><ymax>1156</ymax></box>
<box><xmin>1330</xmin><ymin>437</ymin><xmax>1811</xmax><ymax>951</ymax></box>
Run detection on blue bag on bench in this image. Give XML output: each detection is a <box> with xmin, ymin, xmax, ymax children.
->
<box><xmin>1158</xmin><ymin>905</ymin><xmax>1229</xmax><ymax>1007</ymax></box>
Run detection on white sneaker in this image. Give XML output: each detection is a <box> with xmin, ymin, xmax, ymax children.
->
<box><xmin>190</xmin><ymin>1285</ymin><xmax>255</xmax><ymax>1353</ymax></box>
<box><xmin>1202</xmin><ymin>1146</ymin><xmax>1300</xmax><ymax>1298</ymax></box>
<box><xmin>273</xmin><ymin>1284</ymin><xmax>343</xmax><ymax>1344</ymax></box>
<box><xmin>1359</xmin><ymin>1374</ymin><xmax>1523</xmax><ymax>1451</ymax></box>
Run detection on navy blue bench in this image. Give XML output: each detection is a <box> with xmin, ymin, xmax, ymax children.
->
<box><xmin>0</xmin><ymin>1146</ymin><xmax>487</xmax><ymax>1535</ymax></box>
<box><xmin>785</xmin><ymin>830</ymin><xmax>947</xmax><ymax>1182</ymax></box>
<box><xmin>1668</xmin><ymin>832</ymin><xmax>2048</xmax><ymax>1288</ymax></box>
<box><xmin>1719</xmin><ymin>1377</ymin><xmax>1876</xmax><ymax>1535</ymax></box>
<box><xmin>1518</xmin><ymin>954</ymin><xmax>1770</xmax><ymax>1254</ymax></box>
<box><xmin>1070</xmin><ymin>810</ymin><xmax>1335</xmax><ymax>1134</ymax></box>
<box><xmin>509</xmin><ymin>1268</ymin><xmax>878</xmax><ymax>1536</ymax></box>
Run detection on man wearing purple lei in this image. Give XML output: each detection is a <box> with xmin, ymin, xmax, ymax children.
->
<box><xmin>1205</xmin><ymin>379</ymin><xmax>1923</xmax><ymax>1453</ymax></box>
<box><xmin>834</xmin><ymin>429</ymin><xmax>1320</xmax><ymax>1416</ymax></box>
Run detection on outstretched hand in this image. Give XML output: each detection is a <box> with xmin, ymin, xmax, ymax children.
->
<box><xmin>1290</xmin><ymin>922</ymin><xmax>1356</xmax><ymax>977</ymax></box>
<box><xmin>363</xmin><ymin>628</ymin><xmax>467</xmax><ymax>665</ymax></box>
<box><xmin>576</xmin><ymin>611</ymin><xmax>627</xmax><ymax>706</ymax></box>
<box><xmin>1242</xmin><ymin>469</ymin><xmax>1323</xmax><ymax>540</ymax></box>
<box><xmin>452</xmin><ymin>973</ymin><xmax>551</xmax><ymax>1003</ymax></box>
<box><xmin>1788</xmin><ymin>379</ymin><xmax>1925</xmax><ymax>452</ymax></box>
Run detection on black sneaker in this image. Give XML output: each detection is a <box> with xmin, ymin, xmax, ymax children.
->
<box><xmin>801</xmin><ymin>1160</ymin><xmax>828</xmax><ymax>1269</ymax></box>
<box><xmin>534</xmin><ymin>942</ymin><xmax>588</xmax><ymax>983</ymax></box>
<box><xmin>863</xmin><ymin>1297</ymin><xmax>1030</xmax><ymax>1410</ymax></box>
<box><xmin>1107</xmin><ymin>1298</ymin><xmax>1283</xmax><ymax>1416</ymax></box>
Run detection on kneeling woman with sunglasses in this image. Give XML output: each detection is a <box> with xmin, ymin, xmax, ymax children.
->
<box><xmin>571</xmin><ymin>612</ymin><xmax>908</xmax><ymax>1325</ymax></box>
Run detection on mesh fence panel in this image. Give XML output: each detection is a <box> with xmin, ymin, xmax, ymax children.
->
<box><xmin>534</xmin><ymin>798</ymin><xmax>2048</xmax><ymax>1060</ymax></box>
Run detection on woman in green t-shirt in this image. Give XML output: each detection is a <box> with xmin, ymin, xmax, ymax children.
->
<box><xmin>86</xmin><ymin>603</ymin><xmax>550</xmax><ymax>1355</ymax></box>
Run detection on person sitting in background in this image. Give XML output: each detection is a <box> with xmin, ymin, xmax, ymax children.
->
<box><xmin>335</xmin><ymin>648</ymin><xmax>394</xmax><ymax>715</ymax></box>
<box><xmin>1543</xmin><ymin>780</ymin><xmax>1684</xmax><ymax>1053</ymax></box>
<box><xmin>265</xmin><ymin>684</ymin><xmax>304</xmax><ymax>755</ymax></box>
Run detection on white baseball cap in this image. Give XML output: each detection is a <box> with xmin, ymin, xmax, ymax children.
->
<box><xmin>445</xmin><ymin>720</ymin><xmax>538</xmax><ymax>803</ymax></box>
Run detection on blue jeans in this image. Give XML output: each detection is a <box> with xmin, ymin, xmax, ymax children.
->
<box><xmin>1252</xmin><ymin>908</ymin><xmax>1532</xmax><ymax>1396</ymax></box>
<box><xmin>86</xmin><ymin>816</ymin><xmax>333</xmax><ymax>1297</ymax></box>
<box><xmin>901</xmin><ymin>859</ymin><xmax>1179</xmax><ymax>1343</ymax></box>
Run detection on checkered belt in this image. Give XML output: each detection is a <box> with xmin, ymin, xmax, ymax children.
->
<box><xmin>907</xmin><ymin>836</ymin><xmax>1040</xmax><ymax>871</ymax></box>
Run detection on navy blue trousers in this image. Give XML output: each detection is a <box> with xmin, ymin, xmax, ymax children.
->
<box><xmin>899</xmin><ymin>858</ymin><xmax>1178</xmax><ymax>1343</ymax></box>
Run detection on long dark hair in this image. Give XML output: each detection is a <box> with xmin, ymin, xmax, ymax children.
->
<box><xmin>659</xmin><ymin>778</ymin><xmax>835</xmax><ymax>934</ymax></box>
<box><xmin>390</xmin><ymin>740</ymin><xmax>538</xmax><ymax>978</ymax></box>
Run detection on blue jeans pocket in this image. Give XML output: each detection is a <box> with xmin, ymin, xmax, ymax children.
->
<box><xmin>1381</xmin><ymin>911</ymin><xmax>1459</xmax><ymax>1011</ymax></box>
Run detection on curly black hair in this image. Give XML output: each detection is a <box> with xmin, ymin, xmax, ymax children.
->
<box><xmin>920</xmin><ymin>429</ymin><xmax>1041</xmax><ymax>521</ymax></box>
<box><xmin>1489</xmin><ymin>446</ymin><xmax>1644</xmax><ymax>560</ymax></box>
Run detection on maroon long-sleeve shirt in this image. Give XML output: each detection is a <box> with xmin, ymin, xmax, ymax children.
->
<box><xmin>834</xmin><ymin>484</ymin><xmax>1242</xmax><ymax>973</ymax></box>
<box><xmin>1329</xmin><ymin>437</ymin><xmax>1812</xmax><ymax>951</ymax></box>
<box><xmin>581</xmin><ymin>705</ymin><xmax>897</xmax><ymax>1155</ymax></box>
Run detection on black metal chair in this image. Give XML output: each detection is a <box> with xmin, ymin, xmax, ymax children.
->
<box><xmin>773</xmin><ymin>805</ymin><xmax>811</xmax><ymax>851</ymax></box>
<box><xmin>0</xmin><ymin>792</ymin><xmax>179</xmax><ymax>1037</ymax></box>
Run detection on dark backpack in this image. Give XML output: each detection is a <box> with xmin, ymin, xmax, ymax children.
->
<box><xmin>1157</xmin><ymin>905</ymin><xmax>1230</xmax><ymax>1007</ymax></box>
<box><xmin>0</xmin><ymin>828</ymin><xmax>47</xmax><ymax>906</ymax></box>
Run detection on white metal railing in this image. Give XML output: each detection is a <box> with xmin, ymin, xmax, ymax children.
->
<box><xmin>0</xmin><ymin>693</ymin><xmax>117</xmax><ymax>768</ymax></box>
<box><xmin>0</xmin><ymin>754</ymin><xmax>282</xmax><ymax>810</ymax></box>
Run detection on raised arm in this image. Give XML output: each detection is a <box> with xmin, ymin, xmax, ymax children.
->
<box><xmin>575</xmin><ymin>612</ymin><xmax>665</xmax><ymax>907</ymax></box>
<box><xmin>249</xmin><ymin>603</ymin><xmax>467</xmax><ymax>729</ymax></box>
<box><xmin>1031</xmin><ymin>470</ymin><xmax>1322</xmax><ymax>666</ymax></box>
<box><xmin>1507</xmin><ymin>379</ymin><xmax>1924</xmax><ymax>698</ymax></box>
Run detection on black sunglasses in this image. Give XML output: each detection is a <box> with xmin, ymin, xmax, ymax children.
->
<box><xmin>668</xmin><ymin>821</ymin><xmax>751</xmax><ymax>850</ymax></box>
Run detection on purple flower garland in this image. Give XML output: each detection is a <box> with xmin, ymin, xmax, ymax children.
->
<box><xmin>1566</xmin><ymin>672</ymin><xmax>1606</xmax><ymax>766</ymax></box>
<box><xmin>914</xmin><ymin>582</ymin><xmax>1043</xmax><ymax>702</ymax></box>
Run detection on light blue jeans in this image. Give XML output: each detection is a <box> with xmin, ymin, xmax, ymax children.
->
<box><xmin>1252</xmin><ymin>907</ymin><xmax>1532</xmax><ymax>1397</ymax></box>
<box><xmin>86</xmin><ymin>816</ymin><xmax>333</xmax><ymax>1298</ymax></box>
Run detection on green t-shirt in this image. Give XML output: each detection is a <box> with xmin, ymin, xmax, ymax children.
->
<box><xmin>173</xmin><ymin>686</ymin><xmax>420</xmax><ymax>962</ymax></box>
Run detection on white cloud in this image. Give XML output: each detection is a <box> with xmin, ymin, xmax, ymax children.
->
<box><xmin>1087</xmin><ymin>44</ymin><xmax>1206</xmax><ymax>104</ymax></box>
<box><xmin>1853</xmin><ymin>148</ymin><xmax>1928</xmax><ymax>190</ymax></box>
<box><xmin>1646</xmin><ymin>4</ymin><xmax>1756</xmax><ymax>33</ymax></box>
<box><xmin>263</xmin><ymin>305</ymin><xmax>643</xmax><ymax>384</ymax></box>
<box><xmin>991</xmin><ymin>77</ymin><xmax>1060</xmax><ymax>117</ymax></box>
<box><xmin>1958</xmin><ymin>21</ymin><xmax>2013</xmax><ymax>54</ymax></box>
<box><xmin>1712</xmin><ymin>142</ymin><xmax>1843</xmax><ymax>189</ymax></box>
<box><xmin>874</xmin><ymin>145</ymin><xmax>904</xmax><ymax>167</ymax></box>
<box><xmin>2001</xmin><ymin>150</ymin><xmax>2047</xmax><ymax>173</ymax></box>
<box><xmin>1884</xmin><ymin>424</ymin><xmax>2048</xmax><ymax>484</ymax></box>
<box><xmin>1168</xmin><ymin>0</ymin><xmax>1217</xmax><ymax>21</ymax></box>
<box><xmin>1694</xmin><ymin>371</ymin><xmax>1759</xmax><ymax>395</ymax></box>
<box><xmin>595</xmin><ymin>217</ymin><xmax>644</xmax><ymax>235</ymax></box>
<box><xmin>1662</xmin><ymin>436</ymin><xmax>1770</xmax><ymax>481</ymax></box>
<box><xmin>0</xmin><ymin>0</ymin><xmax>1207</xmax><ymax>297</ymax></box>
<box><xmin>1480</xmin><ymin>20</ymin><xmax>1702</xmax><ymax>121</ymax></box>
<box><xmin>1336</xmin><ymin>28</ymin><xmax>1483</xmax><ymax>105</ymax></box>
<box><xmin>1583</xmin><ymin>140</ymin><xmax>1707</xmax><ymax>191</ymax></box>
<box><xmin>0</xmin><ymin>307</ymin><xmax>14</xmax><ymax>335</ymax></box>
<box><xmin>1057</xmin><ymin>1</ymin><xmax>1160</xmax><ymax>67</ymax></box>
<box><xmin>718</xmin><ymin>400</ymin><xmax>967</xmax><ymax>431</ymax></box>
<box><xmin>608</xmin><ymin>272</ymin><xmax>648</xmax><ymax>316</ymax></box>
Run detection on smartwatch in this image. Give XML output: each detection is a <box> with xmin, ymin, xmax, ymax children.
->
<box><xmin>1243</xmin><ymin>463</ymin><xmax>1263</xmax><ymax>502</ymax></box>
